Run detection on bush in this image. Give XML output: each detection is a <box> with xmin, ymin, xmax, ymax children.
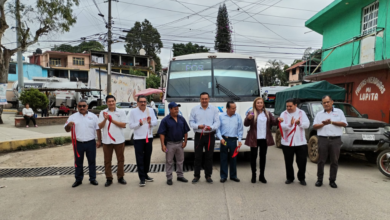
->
<box><xmin>54</xmin><ymin>137</ymin><xmax>65</xmax><ymax>145</ymax></box>
<box><xmin>19</xmin><ymin>88</ymin><xmax>49</xmax><ymax>111</ymax></box>
<box><xmin>64</xmin><ymin>137</ymin><xmax>72</xmax><ymax>143</ymax></box>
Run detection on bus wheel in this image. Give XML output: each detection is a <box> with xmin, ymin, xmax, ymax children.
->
<box><xmin>275</xmin><ymin>129</ymin><xmax>282</xmax><ymax>148</ymax></box>
<box><xmin>308</xmin><ymin>135</ymin><xmax>319</xmax><ymax>163</ymax></box>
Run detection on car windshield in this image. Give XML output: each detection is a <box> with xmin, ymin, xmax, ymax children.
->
<box><xmin>311</xmin><ymin>103</ymin><xmax>363</xmax><ymax>118</ymax></box>
<box><xmin>167</xmin><ymin>58</ymin><xmax>259</xmax><ymax>98</ymax></box>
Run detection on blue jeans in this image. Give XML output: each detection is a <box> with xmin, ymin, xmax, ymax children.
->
<box><xmin>220</xmin><ymin>137</ymin><xmax>238</xmax><ymax>179</ymax></box>
<box><xmin>74</xmin><ymin>140</ymin><xmax>96</xmax><ymax>182</ymax></box>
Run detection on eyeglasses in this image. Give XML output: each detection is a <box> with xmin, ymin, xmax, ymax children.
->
<box><xmin>78</xmin><ymin>105</ymin><xmax>87</xmax><ymax>108</ymax></box>
<box><xmin>138</xmin><ymin>101</ymin><xmax>147</xmax><ymax>104</ymax></box>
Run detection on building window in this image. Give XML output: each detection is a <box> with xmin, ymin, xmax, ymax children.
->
<box><xmin>361</xmin><ymin>1</ymin><xmax>379</xmax><ymax>35</ymax></box>
<box><xmin>70</xmin><ymin>71</ymin><xmax>88</xmax><ymax>83</ymax></box>
<box><xmin>9</xmin><ymin>63</ymin><xmax>16</xmax><ymax>74</ymax></box>
<box><xmin>73</xmin><ymin>57</ymin><xmax>85</xmax><ymax>66</ymax></box>
<box><xmin>292</xmin><ymin>69</ymin><xmax>296</xmax><ymax>75</ymax></box>
<box><xmin>50</xmin><ymin>58</ymin><xmax>61</xmax><ymax>66</ymax></box>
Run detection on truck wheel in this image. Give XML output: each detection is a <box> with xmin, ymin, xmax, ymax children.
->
<box><xmin>275</xmin><ymin>129</ymin><xmax>282</xmax><ymax>148</ymax></box>
<box><xmin>365</xmin><ymin>152</ymin><xmax>379</xmax><ymax>164</ymax></box>
<box><xmin>308</xmin><ymin>135</ymin><xmax>319</xmax><ymax>163</ymax></box>
<box><xmin>89</xmin><ymin>102</ymin><xmax>97</xmax><ymax>109</ymax></box>
<box><xmin>129</xmin><ymin>134</ymin><xmax>134</xmax><ymax>145</ymax></box>
<box><xmin>376</xmin><ymin>149</ymin><xmax>390</xmax><ymax>178</ymax></box>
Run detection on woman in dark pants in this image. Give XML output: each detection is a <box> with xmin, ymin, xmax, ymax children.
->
<box><xmin>22</xmin><ymin>103</ymin><xmax>37</xmax><ymax>128</ymax></box>
<box><xmin>244</xmin><ymin>97</ymin><xmax>280</xmax><ymax>183</ymax></box>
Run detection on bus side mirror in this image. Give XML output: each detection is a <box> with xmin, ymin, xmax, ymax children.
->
<box><xmin>362</xmin><ymin>114</ymin><xmax>368</xmax><ymax>119</ymax></box>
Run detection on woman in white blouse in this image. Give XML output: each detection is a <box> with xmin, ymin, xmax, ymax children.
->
<box><xmin>278</xmin><ymin>98</ymin><xmax>309</xmax><ymax>186</ymax></box>
<box><xmin>22</xmin><ymin>103</ymin><xmax>37</xmax><ymax>128</ymax></box>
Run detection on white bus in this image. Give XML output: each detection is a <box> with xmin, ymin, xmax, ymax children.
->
<box><xmin>164</xmin><ymin>53</ymin><xmax>261</xmax><ymax>153</ymax></box>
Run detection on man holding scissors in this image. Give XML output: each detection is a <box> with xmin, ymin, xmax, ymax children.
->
<box><xmin>216</xmin><ymin>101</ymin><xmax>243</xmax><ymax>183</ymax></box>
<box><xmin>98</xmin><ymin>95</ymin><xmax>127</xmax><ymax>187</ymax></box>
<box><xmin>129</xmin><ymin>95</ymin><xmax>158</xmax><ymax>187</ymax></box>
<box><xmin>158</xmin><ymin>102</ymin><xmax>190</xmax><ymax>185</ymax></box>
<box><xmin>189</xmin><ymin>92</ymin><xmax>220</xmax><ymax>184</ymax></box>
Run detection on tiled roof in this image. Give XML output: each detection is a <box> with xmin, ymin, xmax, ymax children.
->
<box><xmin>285</xmin><ymin>61</ymin><xmax>307</xmax><ymax>72</ymax></box>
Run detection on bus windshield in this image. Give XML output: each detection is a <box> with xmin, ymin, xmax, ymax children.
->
<box><xmin>167</xmin><ymin>58</ymin><xmax>259</xmax><ymax>98</ymax></box>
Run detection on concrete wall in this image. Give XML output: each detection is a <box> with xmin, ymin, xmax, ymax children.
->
<box><xmin>8</xmin><ymin>63</ymin><xmax>48</xmax><ymax>82</ymax></box>
<box><xmin>321</xmin><ymin>0</ymin><xmax>390</xmax><ymax>72</ymax></box>
<box><xmin>326</xmin><ymin>69</ymin><xmax>390</xmax><ymax>123</ymax></box>
<box><xmin>289</xmin><ymin>68</ymin><xmax>300</xmax><ymax>81</ymax></box>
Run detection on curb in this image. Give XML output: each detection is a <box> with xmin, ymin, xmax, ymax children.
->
<box><xmin>0</xmin><ymin>136</ymin><xmax>70</xmax><ymax>153</ymax></box>
<box><xmin>2</xmin><ymin>109</ymin><xmax>17</xmax><ymax>113</ymax></box>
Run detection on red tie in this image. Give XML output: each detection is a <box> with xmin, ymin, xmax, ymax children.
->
<box><xmin>71</xmin><ymin>125</ymin><xmax>80</xmax><ymax>167</ymax></box>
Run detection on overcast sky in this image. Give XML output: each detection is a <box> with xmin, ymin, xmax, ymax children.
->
<box><xmin>4</xmin><ymin>0</ymin><xmax>334</xmax><ymax>69</ymax></box>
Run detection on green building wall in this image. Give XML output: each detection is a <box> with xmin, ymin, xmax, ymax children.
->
<box><xmin>312</xmin><ymin>0</ymin><xmax>390</xmax><ymax>73</ymax></box>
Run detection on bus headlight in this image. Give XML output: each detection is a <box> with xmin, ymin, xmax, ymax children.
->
<box><xmin>342</xmin><ymin>127</ymin><xmax>346</xmax><ymax>134</ymax></box>
<box><xmin>384</xmin><ymin>126</ymin><xmax>390</xmax><ymax>132</ymax></box>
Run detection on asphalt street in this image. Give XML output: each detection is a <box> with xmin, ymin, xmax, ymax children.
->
<box><xmin>0</xmin><ymin>137</ymin><xmax>388</xmax><ymax>220</ymax></box>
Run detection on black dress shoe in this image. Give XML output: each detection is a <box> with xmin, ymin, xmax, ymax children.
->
<box><xmin>90</xmin><ymin>180</ymin><xmax>98</xmax><ymax>186</ymax></box>
<box><xmin>72</xmin><ymin>181</ymin><xmax>82</xmax><ymax>188</ymax></box>
<box><xmin>285</xmin><ymin>179</ymin><xmax>294</xmax><ymax>184</ymax></box>
<box><xmin>230</xmin><ymin>178</ymin><xmax>240</xmax><ymax>182</ymax></box>
<box><xmin>206</xmin><ymin>177</ymin><xmax>213</xmax><ymax>184</ymax></box>
<box><xmin>315</xmin><ymin>180</ymin><xmax>323</xmax><ymax>187</ymax></box>
<box><xmin>167</xmin><ymin>179</ymin><xmax>173</xmax><ymax>185</ymax></box>
<box><xmin>118</xmin><ymin>178</ymin><xmax>127</xmax><ymax>185</ymax></box>
<box><xmin>220</xmin><ymin>178</ymin><xmax>227</xmax><ymax>183</ymax></box>
<box><xmin>105</xmin><ymin>180</ymin><xmax>112</xmax><ymax>187</ymax></box>
<box><xmin>329</xmin><ymin>181</ymin><xmax>338</xmax><ymax>188</ymax></box>
<box><xmin>145</xmin><ymin>175</ymin><xmax>154</xmax><ymax>182</ymax></box>
<box><xmin>259</xmin><ymin>176</ymin><xmax>267</xmax><ymax>184</ymax></box>
<box><xmin>251</xmin><ymin>173</ymin><xmax>256</xmax><ymax>183</ymax></box>
<box><xmin>300</xmin><ymin>180</ymin><xmax>307</xmax><ymax>186</ymax></box>
<box><xmin>192</xmin><ymin>177</ymin><xmax>200</xmax><ymax>184</ymax></box>
<box><xmin>139</xmin><ymin>180</ymin><xmax>146</xmax><ymax>187</ymax></box>
<box><xmin>177</xmin><ymin>177</ymin><xmax>188</xmax><ymax>183</ymax></box>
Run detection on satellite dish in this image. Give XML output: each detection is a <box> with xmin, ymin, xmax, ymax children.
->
<box><xmin>139</xmin><ymin>49</ymin><xmax>146</xmax><ymax>56</ymax></box>
<box><xmin>302</xmin><ymin>47</ymin><xmax>312</xmax><ymax>61</ymax></box>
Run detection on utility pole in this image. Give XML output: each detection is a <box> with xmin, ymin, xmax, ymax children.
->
<box><xmin>106</xmin><ymin>0</ymin><xmax>112</xmax><ymax>95</ymax></box>
<box><xmin>16</xmin><ymin>0</ymin><xmax>23</xmax><ymax>94</ymax></box>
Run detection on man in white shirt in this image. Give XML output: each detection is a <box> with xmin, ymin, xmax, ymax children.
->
<box><xmin>98</xmin><ymin>95</ymin><xmax>127</xmax><ymax>187</ymax></box>
<box><xmin>129</xmin><ymin>95</ymin><xmax>158</xmax><ymax>187</ymax></box>
<box><xmin>64</xmin><ymin>100</ymin><xmax>101</xmax><ymax>188</ymax></box>
<box><xmin>313</xmin><ymin>95</ymin><xmax>348</xmax><ymax>189</ymax></box>
<box><xmin>279</xmin><ymin>99</ymin><xmax>310</xmax><ymax>186</ymax></box>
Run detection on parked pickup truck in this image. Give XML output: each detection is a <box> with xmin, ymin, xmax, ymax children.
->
<box><xmin>273</xmin><ymin>81</ymin><xmax>390</xmax><ymax>163</ymax></box>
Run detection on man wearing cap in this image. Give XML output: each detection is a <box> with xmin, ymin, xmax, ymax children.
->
<box><xmin>158</xmin><ymin>102</ymin><xmax>191</xmax><ymax>185</ymax></box>
<box><xmin>217</xmin><ymin>101</ymin><xmax>243</xmax><ymax>183</ymax></box>
<box><xmin>98</xmin><ymin>95</ymin><xmax>127</xmax><ymax>187</ymax></box>
<box><xmin>189</xmin><ymin>92</ymin><xmax>220</xmax><ymax>184</ymax></box>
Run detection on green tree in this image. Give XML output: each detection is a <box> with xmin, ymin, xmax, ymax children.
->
<box><xmin>146</xmin><ymin>75</ymin><xmax>161</xmax><ymax>89</ymax></box>
<box><xmin>173</xmin><ymin>42</ymin><xmax>210</xmax><ymax>57</ymax></box>
<box><xmin>0</xmin><ymin>0</ymin><xmax>79</xmax><ymax>124</ymax></box>
<box><xmin>124</xmin><ymin>19</ymin><xmax>163</xmax><ymax>73</ymax></box>
<box><xmin>19</xmin><ymin>89</ymin><xmax>49</xmax><ymax>112</ymax></box>
<box><xmin>128</xmin><ymin>68</ymin><xmax>146</xmax><ymax>76</ymax></box>
<box><xmin>260</xmin><ymin>60</ymin><xmax>288</xmax><ymax>86</ymax></box>
<box><xmin>214</xmin><ymin>3</ymin><xmax>232</xmax><ymax>53</ymax></box>
<box><xmin>53</xmin><ymin>40</ymin><xmax>104</xmax><ymax>53</ymax></box>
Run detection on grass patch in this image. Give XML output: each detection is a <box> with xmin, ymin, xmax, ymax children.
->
<box><xmin>19</xmin><ymin>143</ymin><xmax>47</xmax><ymax>151</ymax></box>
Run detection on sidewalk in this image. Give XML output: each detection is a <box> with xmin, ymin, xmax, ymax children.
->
<box><xmin>0</xmin><ymin>113</ymin><xmax>70</xmax><ymax>151</ymax></box>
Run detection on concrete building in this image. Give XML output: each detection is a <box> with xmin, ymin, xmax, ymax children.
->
<box><xmin>90</xmin><ymin>50</ymin><xmax>155</xmax><ymax>77</ymax></box>
<box><xmin>29</xmin><ymin>50</ymin><xmax>90</xmax><ymax>83</ymax></box>
<box><xmin>305</xmin><ymin>0</ymin><xmax>390</xmax><ymax>123</ymax></box>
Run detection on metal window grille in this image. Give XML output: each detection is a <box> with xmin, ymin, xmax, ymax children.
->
<box><xmin>361</xmin><ymin>1</ymin><xmax>379</xmax><ymax>35</ymax></box>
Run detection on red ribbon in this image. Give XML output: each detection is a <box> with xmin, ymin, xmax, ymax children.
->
<box><xmin>71</xmin><ymin>125</ymin><xmax>80</xmax><ymax>167</ymax></box>
<box><xmin>232</xmin><ymin>146</ymin><xmax>240</xmax><ymax>158</ymax></box>
<box><xmin>107</xmin><ymin>115</ymin><xmax>116</xmax><ymax>142</ymax></box>
<box><xmin>278</xmin><ymin>121</ymin><xmax>284</xmax><ymax>139</ymax></box>
<box><xmin>287</xmin><ymin>124</ymin><xmax>297</xmax><ymax>147</ymax></box>
<box><xmin>196</xmin><ymin>127</ymin><xmax>211</xmax><ymax>151</ymax></box>
<box><xmin>146</xmin><ymin>124</ymin><xmax>150</xmax><ymax>143</ymax></box>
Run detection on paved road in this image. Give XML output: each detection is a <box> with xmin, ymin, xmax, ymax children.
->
<box><xmin>0</xmin><ymin>140</ymin><xmax>388</xmax><ymax>220</ymax></box>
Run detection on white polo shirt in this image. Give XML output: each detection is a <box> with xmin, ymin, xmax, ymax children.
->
<box><xmin>64</xmin><ymin>111</ymin><xmax>99</xmax><ymax>142</ymax></box>
<box><xmin>314</xmin><ymin>108</ymin><xmax>348</xmax><ymax>137</ymax></box>
<box><xmin>128</xmin><ymin>107</ymin><xmax>158</xmax><ymax>140</ymax></box>
<box><xmin>98</xmin><ymin>108</ymin><xmax>126</xmax><ymax>144</ymax></box>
